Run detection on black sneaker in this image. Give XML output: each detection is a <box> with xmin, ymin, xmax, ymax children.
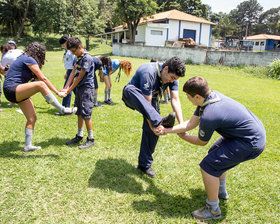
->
<box><xmin>161</xmin><ymin>112</ymin><xmax>176</xmax><ymax>128</ymax></box>
<box><xmin>104</xmin><ymin>100</ymin><xmax>112</xmax><ymax>105</ymax></box>
<box><xmin>137</xmin><ymin>165</ymin><xmax>156</xmax><ymax>178</ymax></box>
<box><xmin>94</xmin><ymin>103</ymin><xmax>103</xmax><ymax>107</ymax></box>
<box><xmin>79</xmin><ymin>137</ymin><xmax>95</xmax><ymax>149</ymax></box>
<box><xmin>66</xmin><ymin>135</ymin><xmax>83</xmax><ymax>145</ymax></box>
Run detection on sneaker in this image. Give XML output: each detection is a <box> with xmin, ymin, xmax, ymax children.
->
<box><xmin>160</xmin><ymin>101</ymin><xmax>168</xmax><ymax>104</ymax></box>
<box><xmin>62</xmin><ymin>107</ymin><xmax>77</xmax><ymax>115</ymax></box>
<box><xmin>219</xmin><ymin>192</ymin><xmax>229</xmax><ymax>200</ymax></box>
<box><xmin>94</xmin><ymin>103</ymin><xmax>103</xmax><ymax>107</ymax></box>
<box><xmin>23</xmin><ymin>145</ymin><xmax>41</xmax><ymax>152</ymax></box>
<box><xmin>104</xmin><ymin>100</ymin><xmax>112</xmax><ymax>105</ymax></box>
<box><xmin>137</xmin><ymin>165</ymin><xmax>156</xmax><ymax>178</ymax></box>
<box><xmin>191</xmin><ymin>204</ymin><xmax>222</xmax><ymax>220</ymax></box>
<box><xmin>66</xmin><ymin>135</ymin><xmax>83</xmax><ymax>145</ymax></box>
<box><xmin>108</xmin><ymin>98</ymin><xmax>113</xmax><ymax>103</ymax></box>
<box><xmin>79</xmin><ymin>137</ymin><xmax>95</xmax><ymax>149</ymax></box>
<box><xmin>161</xmin><ymin>112</ymin><xmax>176</xmax><ymax>128</ymax></box>
<box><xmin>54</xmin><ymin>112</ymin><xmax>63</xmax><ymax>116</ymax></box>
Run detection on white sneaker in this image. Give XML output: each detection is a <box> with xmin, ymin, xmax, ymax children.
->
<box><xmin>62</xmin><ymin>107</ymin><xmax>77</xmax><ymax>115</ymax></box>
<box><xmin>23</xmin><ymin>145</ymin><xmax>42</xmax><ymax>152</ymax></box>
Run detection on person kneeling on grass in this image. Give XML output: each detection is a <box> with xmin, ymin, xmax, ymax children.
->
<box><xmin>61</xmin><ymin>37</ymin><xmax>95</xmax><ymax>149</ymax></box>
<box><xmin>159</xmin><ymin>76</ymin><xmax>266</xmax><ymax>221</ymax></box>
<box><xmin>3</xmin><ymin>42</ymin><xmax>77</xmax><ymax>152</ymax></box>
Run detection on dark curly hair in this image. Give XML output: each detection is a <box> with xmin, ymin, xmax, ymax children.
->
<box><xmin>99</xmin><ymin>56</ymin><xmax>112</xmax><ymax>73</ymax></box>
<box><xmin>162</xmin><ymin>56</ymin><xmax>185</xmax><ymax>77</ymax></box>
<box><xmin>1</xmin><ymin>43</ymin><xmax>12</xmax><ymax>53</ymax></box>
<box><xmin>25</xmin><ymin>42</ymin><xmax>46</xmax><ymax>69</ymax></box>
<box><xmin>66</xmin><ymin>36</ymin><xmax>82</xmax><ymax>50</ymax></box>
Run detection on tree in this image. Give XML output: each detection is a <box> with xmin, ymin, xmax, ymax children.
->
<box><xmin>77</xmin><ymin>0</ymin><xmax>106</xmax><ymax>49</ymax></box>
<box><xmin>115</xmin><ymin>0</ymin><xmax>158</xmax><ymax>45</ymax></box>
<box><xmin>155</xmin><ymin>0</ymin><xmax>209</xmax><ymax>18</ymax></box>
<box><xmin>259</xmin><ymin>7</ymin><xmax>280</xmax><ymax>34</ymax></box>
<box><xmin>15</xmin><ymin>0</ymin><xmax>31</xmax><ymax>41</ymax></box>
<box><xmin>229</xmin><ymin>0</ymin><xmax>263</xmax><ymax>37</ymax></box>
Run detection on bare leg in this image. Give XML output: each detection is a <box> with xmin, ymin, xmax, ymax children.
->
<box><xmin>78</xmin><ymin>116</ymin><xmax>84</xmax><ymax>129</ymax></box>
<box><xmin>201</xmin><ymin>168</ymin><xmax>219</xmax><ymax>201</ymax></box>
<box><xmin>104</xmin><ymin>76</ymin><xmax>110</xmax><ymax>92</ymax></box>
<box><xmin>16</xmin><ymin>81</ymin><xmax>50</xmax><ymax>102</ymax></box>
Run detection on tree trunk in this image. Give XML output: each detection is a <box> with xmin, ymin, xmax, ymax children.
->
<box><xmin>15</xmin><ymin>0</ymin><xmax>30</xmax><ymax>41</ymax></box>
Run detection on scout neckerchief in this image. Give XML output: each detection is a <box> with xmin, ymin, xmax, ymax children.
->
<box><xmin>153</xmin><ymin>62</ymin><xmax>163</xmax><ymax>110</ymax></box>
<box><xmin>75</xmin><ymin>51</ymin><xmax>89</xmax><ymax>76</ymax></box>
<box><xmin>199</xmin><ymin>91</ymin><xmax>221</xmax><ymax>117</ymax></box>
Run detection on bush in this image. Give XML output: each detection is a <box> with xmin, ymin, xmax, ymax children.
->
<box><xmin>266</xmin><ymin>58</ymin><xmax>280</xmax><ymax>80</ymax></box>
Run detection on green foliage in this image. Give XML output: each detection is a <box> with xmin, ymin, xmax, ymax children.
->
<box><xmin>0</xmin><ymin>42</ymin><xmax>280</xmax><ymax>222</ymax></box>
<box><xmin>266</xmin><ymin>58</ymin><xmax>280</xmax><ymax>80</ymax></box>
<box><xmin>259</xmin><ymin>7</ymin><xmax>280</xmax><ymax>35</ymax></box>
<box><xmin>229</xmin><ymin>0</ymin><xmax>263</xmax><ymax>36</ymax></box>
<box><xmin>115</xmin><ymin>0</ymin><xmax>158</xmax><ymax>44</ymax></box>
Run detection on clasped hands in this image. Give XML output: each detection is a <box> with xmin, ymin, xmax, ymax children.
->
<box><xmin>152</xmin><ymin>125</ymin><xmax>189</xmax><ymax>140</ymax></box>
<box><xmin>56</xmin><ymin>88</ymin><xmax>68</xmax><ymax>98</ymax></box>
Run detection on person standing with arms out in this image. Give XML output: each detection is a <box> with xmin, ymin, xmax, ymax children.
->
<box><xmin>55</xmin><ymin>36</ymin><xmax>77</xmax><ymax>115</ymax></box>
<box><xmin>3</xmin><ymin>42</ymin><xmax>77</xmax><ymax>152</ymax></box>
<box><xmin>122</xmin><ymin>56</ymin><xmax>185</xmax><ymax>178</ymax></box>
<box><xmin>161</xmin><ymin>76</ymin><xmax>266</xmax><ymax>220</ymax></box>
<box><xmin>61</xmin><ymin>37</ymin><xmax>95</xmax><ymax>149</ymax></box>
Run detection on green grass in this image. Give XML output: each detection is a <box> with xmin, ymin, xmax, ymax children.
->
<box><xmin>0</xmin><ymin>38</ymin><xmax>280</xmax><ymax>223</ymax></box>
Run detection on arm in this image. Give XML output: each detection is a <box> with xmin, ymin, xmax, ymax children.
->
<box><xmin>65</xmin><ymin>69</ymin><xmax>87</xmax><ymax>94</ymax></box>
<box><xmin>27</xmin><ymin>64</ymin><xmax>59</xmax><ymax>94</ymax></box>
<box><xmin>170</xmin><ymin>90</ymin><xmax>183</xmax><ymax>124</ymax></box>
<box><xmin>63</xmin><ymin>67</ymin><xmax>76</xmax><ymax>89</ymax></box>
<box><xmin>0</xmin><ymin>66</ymin><xmax>7</xmax><ymax>75</ymax></box>
<box><xmin>165</xmin><ymin>114</ymin><xmax>200</xmax><ymax>134</ymax></box>
<box><xmin>178</xmin><ymin>132</ymin><xmax>208</xmax><ymax>146</ymax></box>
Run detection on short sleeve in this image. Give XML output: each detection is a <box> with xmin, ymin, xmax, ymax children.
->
<box><xmin>139</xmin><ymin>72</ymin><xmax>153</xmax><ymax>96</ymax></box>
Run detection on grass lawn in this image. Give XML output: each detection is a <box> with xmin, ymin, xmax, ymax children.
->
<box><xmin>0</xmin><ymin>38</ymin><xmax>279</xmax><ymax>223</ymax></box>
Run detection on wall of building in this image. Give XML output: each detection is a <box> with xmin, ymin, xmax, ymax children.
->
<box><xmin>112</xmin><ymin>43</ymin><xmax>280</xmax><ymax>66</ymax></box>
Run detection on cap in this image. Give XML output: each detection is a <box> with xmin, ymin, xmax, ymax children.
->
<box><xmin>59</xmin><ymin>35</ymin><xmax>68</xmax><ymax>44</ymax></box>
<box><xmin>8</xmin><ymin>40</ymin><xmax>17</xmax><ymax>47</ymax></box>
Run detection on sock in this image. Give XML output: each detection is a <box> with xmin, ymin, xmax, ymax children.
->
<box><xmin>108</xmin><ymin>89</ymin><xmax>111</xmax><ymax>100</ymax></box>
<box><xmin>105</xmin><ymin>90</ymin><xmax>108</xmax><ymax>101</ymax></box>
<box><xmin>93</xmin><ymin>92</ymin><xmax>98</xmax><ymax>105</ymax></box>
<box><xmin>44</xmin><ymin>93</ymin><xmax>64</xmax><ymax>113</ymax></box>
<box><xmin>25</xmin><ymin>128</ymin><xmax>33</xmax><ymax>147</ymax></box>
<box><xmin>206</xmin><ymin>199</ymin><xmax>220</xmax><ymax>212</ymax></box>
<box><xmin>88</xmin><ymin>130</ymin><xmax>94</xmax><ymax>139</ymax></box>
<box><xmin>219</xmin><ymin>178</ymin><xmax>227</xmax><ymax>195</ymax></box>
<box><xmin>77</xmin><ymin>128</ymin><xmax>83</xmax><ymax>137</ymax></box>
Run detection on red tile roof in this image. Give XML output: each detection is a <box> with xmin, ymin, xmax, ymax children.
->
<box><xmin>247</xmin><ymin>34</ymin><xmax>280</xmax><ymax>41</ymax></box>
<box><xmin>114</xmin><ymin>9</ymin><xmax>214</xmax><ymax>30</ymax></box>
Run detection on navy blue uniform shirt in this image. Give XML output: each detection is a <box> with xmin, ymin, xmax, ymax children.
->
<box><xmin>4</xmin><ymin>54</ymin><xmax>37</xmax><ymax>88</ymax></box>
<box><xmin>75</xmin><ymin>52</ymin><xmax>95</xmax><ymax>88</ymax></box>
<box><xmin>194</xmin><ymin>91</ymin><xmax>266</xmax><ymax>149</ymax></box>
<box><xmin>128</xmin><ymin>62</ymin><xmax>178</xmax><ymax>101</ymax></box>
<box><xmin>92</xmin><ymin>57</ymin><xmax>102</xmax><ymax>72</ymax></box>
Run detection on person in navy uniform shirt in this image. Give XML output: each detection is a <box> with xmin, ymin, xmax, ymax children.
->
<box><xmin>122</xmin><ymin>56</ymin><xmax>185</xmax><ymax>178</ymax></box>
<box><xmin>61</xmin><ymin>37</ymin><xmax>95</xmax><ymax>149</ymax></box>
<box><xmin>161</xmin><ymin>76</ymin><xmax>266</xmax><ymax>221</ymax></box>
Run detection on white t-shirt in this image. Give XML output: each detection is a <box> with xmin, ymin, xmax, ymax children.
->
<box><xmin>1</xmin><ymin>49</ymin><xmax>24</xmax><ymax>67</ymax></box>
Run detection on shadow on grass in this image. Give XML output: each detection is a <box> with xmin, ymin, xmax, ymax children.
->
<box><xmin>88</xmin><ymin>158</ymin><xmax>228</xmax><ymax>220</ymax></box>
<box><xmin>0</xmin><ymin>140</ymin><xmax>59</xmax><ymax>159</ymax></box>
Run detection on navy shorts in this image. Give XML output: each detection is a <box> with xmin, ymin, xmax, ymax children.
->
<box><xmin>75</xmin><ymin>86</ymin><xmax>94</xmax><ymax>119</ymax></box>
<box><xmin>200</xmin><ymin>137</ymin><xmax>264</xmax><ymax>177</ymax></box>
<box><xmin>4</xmin><ymin>85</ymin><xmax>28</xmax><ymax>103</ymax></box>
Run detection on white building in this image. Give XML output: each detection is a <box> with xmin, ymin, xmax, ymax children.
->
<box><xmin>247</xmin><ymin>34</ymin><xmax>280</xmax><ymax>51</ymax></box>
<box><xmin>99</xmin><ymin>9</ymin><xmax>215</xmax><ymax>47</ymax></box>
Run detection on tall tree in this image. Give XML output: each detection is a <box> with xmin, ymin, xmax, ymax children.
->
<box><xmin>229</xmin><ymin>0</ymin><xmax>263</xmax><ymax>37</ymax></box>
<box><xmin>115</xmin><ymin>0</ymin><xmax>158</xmax><ymax>45</ymax></box>
<box><xmin>15</xmin><ymin>0</ymin><xmax>31</xmax><ymax>41</ymax></box>
<box><xmin>259</xmin><ymin>7</ymin><xmax>280</xmax><ymax>34</ymax></box>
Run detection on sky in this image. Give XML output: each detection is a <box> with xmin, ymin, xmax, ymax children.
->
<box><xmin>202</xmin><ymin>0</ymin><xmax>280</xmax><ymax>14</ymax></box>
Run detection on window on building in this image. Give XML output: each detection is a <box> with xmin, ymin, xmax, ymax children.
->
<box><xmin>255</xmin><ymin>41</ymin><xmax>259</xmax><ymax>46</ymax></box>
<box><xmin>151</xmin><ymin>30</ymin><xmax>163</xmax><ymax>36</ymax></box>
<box><xmin>260</xmin><ymin>41</ymin><xmax>264</xmax><ymax>46</ymax></box>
